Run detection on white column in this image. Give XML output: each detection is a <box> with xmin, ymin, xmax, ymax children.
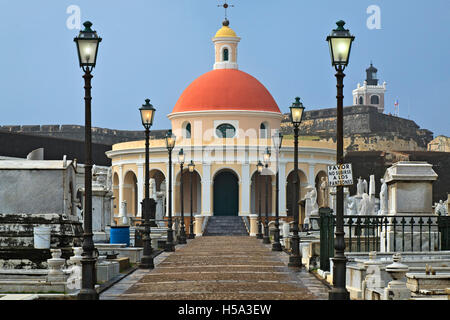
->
<box><xmin>118</xmin><ymin>165</ymin><xmax>124</xmax><ymax>217</ymax></box>
<box><xmin>308</xmin><ymin>163</ymin><xmax>315</xmax><ymax>187</ymax></box>
<box><xmin>279</xmin><ymin>161</ymin><xmax>287</xmax><ymax>216</ymax></box>
<box><xmin>202</xmin><ymin>163</ymin><xmax>212</xmax><ymax>216</ymax></box>
<box><xmin>241</xmin><ymin>163</ymin><xmax>250</xmax><ymax>216</ymax></box>
<box><xmin>137</xmin><ymin>163</ymin><xmax>144</xmax><ymax>217</ymax></box>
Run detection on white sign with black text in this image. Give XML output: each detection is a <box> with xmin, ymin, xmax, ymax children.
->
<box><xmin>327</xmin><ymin>163</ymin><xmax>353</xmax><ymax>187</ymax></box>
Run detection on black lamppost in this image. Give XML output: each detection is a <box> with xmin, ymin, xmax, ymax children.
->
<box><xmin>262</xmin><ymin>147</ymin><xmax>271</xmax><ymax>244</ymax></box>
<box><xmin>178</xmin><ymin>149</ymin><xmax>187</xmax><ymax>244</ymax></box>
<box><xmin>165</xmin><ymin>130</ymin><xmax>176</xmax><ymax>252</ymax></box>
<box><xmin>74</xmin><ymin>21</ymin><xmax>102</xmax><ymax>300</ymax></box>
<box><xmin>272</xmin><ymin>130</ymin><xmax>283</xmax><ymax>251</ymax></box>
<box><xmin>138</xmin><ymin>99</ymin><xmax>156</xmax><ymax>269</ymax></box>
<box><xmin>188</xmin><ymin>161</ymin><xmax>196</xmax><ymax>239</ymax></box>
<box><xmin>326</xmin><ymin>20</ymin><xmax>354</xmax><ymax>300</ymax></box>
<box><xmin>288</xmin><ymin>97</ymin><xmax>305</xmax><ymax>268</ymax></box>
<box><xmin>256</xmin><ymin>161</ymin><xmax>264</xmax><ymax>239</ymax></box>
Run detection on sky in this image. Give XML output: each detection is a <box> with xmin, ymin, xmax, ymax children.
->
<box><xmin>0</xmin><ymin>0</ymin><xmax>449</xmax><ymax>136</ymax></box>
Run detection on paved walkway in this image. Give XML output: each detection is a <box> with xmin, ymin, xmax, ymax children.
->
<box><xmin>100</xmin><ymin>236</ymin><xmax>329</xmax><ymax>300</ymax></box>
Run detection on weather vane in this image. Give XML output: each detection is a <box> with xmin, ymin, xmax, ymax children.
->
<box><xmin>218</xmin><ymin>1</ymin><xmax>234</xmax><ymax>20</ymax></box>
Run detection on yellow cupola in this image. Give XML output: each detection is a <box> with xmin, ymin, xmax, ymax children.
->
<box><xmin>212</xmin><ymin>19</ymin><xmax>241</xmax><ymax>70</ymax></box>
<box><xmin>215</xmin><ymin>24</ymin><xmax>237</xmax><ymax>38</ymax></box>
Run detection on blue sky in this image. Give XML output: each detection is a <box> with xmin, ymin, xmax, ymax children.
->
<box><xmin>0</xmin><ymin>0</ymin><xmax>449</xmax><ymax>136</ymax></box>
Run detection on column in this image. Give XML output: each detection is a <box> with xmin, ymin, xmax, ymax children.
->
<box><xmin>308</xmin><ymin>163</ymin><xmax>315</xmax><ymax>187</ymax></box>
<box><xmin>241</xmin><ymin>163</ymin><xmax>250</xmax><ymax>216</ymax></box>
<box><xmin>137</xmin><ymin>163</ymin><xmax>144</xmax><ymax>217</ymax></box>
<box><xmin>202</xmin><ymin>163</ymin><xmax>212</xmax><ymax>216</ymax></box>
<box><xmin>118</xmin><ymin>165</ymin><xmax>124</xmax><ymax>218</ymax></box>
<box><xmin>279</xmin><ymin>161</ymin><xmax>287</xmax><ymax>216</ymax></box>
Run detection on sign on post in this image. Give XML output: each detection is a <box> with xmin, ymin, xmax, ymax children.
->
<box><xmin>327</xmin><ymin>163</ymin><xmax>353</xmax><ymax>187</ymax></box>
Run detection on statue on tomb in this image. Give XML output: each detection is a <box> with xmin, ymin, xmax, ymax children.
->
<box><xmin>379</xmin><ymin>178</ymin><xmax>388</xmax><ymax>215</ymax></box>
<box><xmin>356</xmin><ymin>177</ymin><xmax>364</xmax><ymax>197</ymax></box>
<box><xmin>310</xmin><ymin>186</ymin><xmax>318</xmax><ymax>214</ymax></box>
<box><xmin>348</xmin><ymin>197</ymin><xmax>358</xmax><ymax>215</ymax></box>
<box><xmin>362</xmin><ymin>179</ymin><xmax>368</xmax><ymax>195</ymax></box>
<box><xmin>358</xmin><ymin>193</ymin><xmax>373</xmax><ymax>215</ymax></box>
<box><xmin>319</xmin><ymin>177</ymin><xmax>329</xmax><ymax>208</ymax></box>
<box><xmin>149</xmin><ymin>178</ymin><xmax>157</xmax><ymax>200</ymax></box>
<box><xmin>106</xmin><ymin>167</ymin><xmax>112</xmax><ymax>191</ymax></box>
<box><xmin>435</xmin><ymin>200</ymin><xmax>447</xmax><ymax>216</ymax></box>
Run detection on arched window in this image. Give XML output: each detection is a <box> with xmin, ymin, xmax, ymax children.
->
<box><xmin>359</xmin><ymin>96</ymin><xmax>364</xmax><ymax>105</ymax></box>
<box><xmin>216</xmin><ymin>123</ymin><xmax>236</xmax><ymax>138</ymax></box>
<box><xmin>370</xmin><ymin>95</ymin><xmax>380</xmax><ymax>105</ymax></box>
<box><xmin>223</xmin><ymin>48</ymin><xmax>229</xmax><ymax>62</ymax></box>
<box><xmin>260</xmin><ymin>123</ymin><xmax>267</xmax><ymax>138</ymax></box>
<box><xmin>185</xmin><ymin>123</ymin><xmax>191</xmax><ymax>139</ymax></box>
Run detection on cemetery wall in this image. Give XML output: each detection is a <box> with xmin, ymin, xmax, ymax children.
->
<box><xmin>0</xmin><ymin>125</ymin><xmax>168</xmax><ymax>145</ymax></box>
<box><xmin>0</xmin><ymin>131</ymin><xmax>111</xmax><ymax>166</ymax></box>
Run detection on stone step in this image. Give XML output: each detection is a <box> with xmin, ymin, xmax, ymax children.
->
<box><xmin>204</xmin><ymin>216</ymin><xmax>249</xmax><ymax>236</ymax></box>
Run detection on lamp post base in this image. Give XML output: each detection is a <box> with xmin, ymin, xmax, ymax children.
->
<box><xmin>288</xmin><ymin>255</ymin><xmax>302</xmax><ymax>268</ymax></box>
<box><xmin>139</xmin><ymin>256</ymin><xmax>154</xmax><ymax>269</ymax></box>
<box><xmin>256</xmin><ymin>233</ymin><xmax>263</xmax><ymax>239</ymax></box>
<box><xmin>78</xmin><ymin>288</ymin><xmax>98</xmax><ymax>300</ymax></box>
<box><xmin>165</xmin><ymin>243</ymin><xmax>175</xmax><ymax>252</ymax></box>
<box><xmin>178</xmin><ymin>235</ymin><xmax>187</xmax><ymax>245</ymax></box>
<box><xmin>262</xmin><ymin>235</ymin><xmax>271</xmax><ymax>244</ymax></box>
<box><xmin>329</xmin><ymin>288</ymin><xmax>350</xmax><ymax>300</ymax></box>
<box><xmin>272</xmin><ymin>242</ymin><xmax>282</xmax><ymax>251</ymax></box>
<box><xmin>188</xmin><ymin>233</ymin><xmax>195</xmax><ymax>239</ymax></box>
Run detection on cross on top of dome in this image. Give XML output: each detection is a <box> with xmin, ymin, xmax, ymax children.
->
<box><xmin>218</xmin><ymin>1</ymin><xmax>234</xmax><ymax>21</ymax></box>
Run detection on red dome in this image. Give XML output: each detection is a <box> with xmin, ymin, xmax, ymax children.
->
<box><xmin>172</xmin><ymin>69</ymin><xmax>280</xmax><ymax>114</ymax></box>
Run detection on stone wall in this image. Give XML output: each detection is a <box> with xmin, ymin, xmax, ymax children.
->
<box><xmin>343</xmin><ymin>151</ymin><xmax>450</xmax><ymax>204</ymax></box>
<box><xmin>0</xmin><ymin>125</ymin><xmax>168</xmax><ymax>145</ymax></box>
<box><xmin>0</xmin><ymin>131</ymin><xmax>111</xmax><ymax>166</ymax></box>
<box><xmin>281</xmin><ymin>105</ymin><xmax>433</xmax><ymax>151</ymax></box>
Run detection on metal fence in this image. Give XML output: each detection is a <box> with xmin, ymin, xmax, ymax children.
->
<box><xmin>319</xmin><ymin>208</ymin><xmax>450</xmax><ymax>271</ymax></box>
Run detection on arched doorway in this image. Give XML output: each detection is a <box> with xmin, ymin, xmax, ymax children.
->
<box><xmin>315</xmin><ymin>171</ymin><xmax>328</xmax><ymax>208</ymax></box>
<box><xmin>286</xmin><ymin>170</ymin><xmax>308</xmax><ymax>217</ymax></box>
<box><xmin>123</xmin><ymin>171</ymin><xmax>138</xmax><ymax>216</ymax></box>
<box><xmin>250</xmin><ymin>170</ymin><xmax>273</xmax><ymax>216</ymax></box>
<box><xmin>213</xmin><ymin>170</ymin><xmax>239</xmax><ymax>216</ymax></box>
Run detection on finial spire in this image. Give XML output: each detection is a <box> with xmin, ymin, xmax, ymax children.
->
<box><xmin>218</xmin><ymin>1</ymin><xmax>234</xmax><ymax>22</ymax></box>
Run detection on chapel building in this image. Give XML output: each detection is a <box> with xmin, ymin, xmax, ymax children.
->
<box><xmin>106</xmin><ymin>20</ymin><xmax>336</xmax><ymax>226</ymax></box>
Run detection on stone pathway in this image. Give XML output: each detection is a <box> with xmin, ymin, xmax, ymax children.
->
<box><xmin>100</xmin><ymin>236</ymin><xmax>329</xmax><ymax>300</ymax></box>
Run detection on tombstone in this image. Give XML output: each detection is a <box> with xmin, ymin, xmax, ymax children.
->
<box><xmin>358</xmin><ymin>193</ymin><xmax>372</xmax><ymax>215</ymax></box>
<box><xmin>47</xmin><ymin>249</ymin><xmax>66</xmax><ymax>283</ymax></box>
<box><xmin>362</xmin><ymin>179</ymin><xmax>368</xmax><ymax>195</ymax></box>
<box><xmin>380</xmin><ymin>161</ymin><xmax>439</xmax><ymax>252</ymax></box>
<box><xmin>383</xmin><ymin>253</ymin><xmax>411</xmax><ymax>300</ymax></box>
<box><xmin>304</xmin><ymin>185</ymin><xmax>318</xmax><ymax>228</ymax></box>
<box><xmin>319</xmin><ymin>177</ymin><xmax>329</xmax><ymax>208</ymax></box>
<box><xmin>120</xmin><ymin>201</ymin><xmax>129</xmax><ymax>225</ymax></box>
<box><xmin>362</xmin><ymin>252</ymin><xmax>384</xmax><ymax>299</ymax></box>
<box><xmin>0</xmin><ymin>159</ymin><xmax>83</xmax><ymax>269</ymax></box>
<box><xmin>329</xmin><ymin>187</ymin><xmax>337</xmax><ymax>212</ymax></box>
<box><xmin>149</xmin><ymin>178</ymin><xmax>157</xmax><ymax>200</ymax></box>
<box><xmin>356</xmin><ymin>177</ymin><xmax>364</xmax><ymax>198</ymax></box>
<box><xmin>155</xmin><ymin>189</ymin><xmax>166</xmax><ymax>227</ymax></box>
<box><xmin>435</xmin><ymin>200</ymin><xmax>447</xmax><ymax>216</ymax></box>
<box><xmin>90</xmin><ymin>165</ymin><xmax>114</xmax><ymax>242</ymax></box>
<box><xmin>379</xmin><ymin>178</ymin><xmax>388</xmax><ymax>215</ymax></box>
<box><xmin>347</xmin><ymin>196</ymin><xmax>358</xmax><ymax>215</ymax></box>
